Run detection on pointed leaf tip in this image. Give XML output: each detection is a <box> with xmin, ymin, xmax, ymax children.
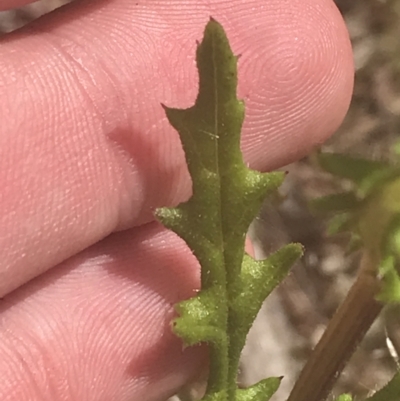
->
<box><xmin>236</xmin><ymin>377</ymin><xmax>281</xmax><ymax>401</ymax></box>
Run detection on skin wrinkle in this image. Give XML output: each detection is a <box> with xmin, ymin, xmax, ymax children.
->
<box><xmin>0</xmin><ymin>224</ymin><xmax>204</xmax><ymax>400</ymax></box>
<box><xmin>0</xmin><ymin>0</ymin><xmax>353</xmax><ymax>399</ymax></box>
<box><xmin>1</xmin><ymin>329</ymin><xmax>49</xmax><ymax>400</ymax></box>
<box><xmin>44</xmin><ymin>38</ymin><xmax>129</xmax><ymax>234</ymax></box>
<box><xmin>0</xmin><ymin>38</ymin><xmax>123</xmax><ymax>290</ymax></box>
<box><xmin>46</xmin><ymin>8</ymin><xmax>190</xmax><ymax>228</ymax></box>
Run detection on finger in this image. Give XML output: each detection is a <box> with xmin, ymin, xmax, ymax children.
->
<box><xmin>0</xmin><ymin>223</ymin><xmax>207</xmax><ymax>401</ymax></box>
<box><xmin>0</xmin><ymin>0</ymin><xmax>353</xmax><ymax>296</ymax></box>
<box><xmin>0</xmin><ymin>0</ymin><xmax>35</xmax><ymax>11</ymax></box>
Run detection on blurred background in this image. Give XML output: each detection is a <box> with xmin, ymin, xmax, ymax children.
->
<box><xmin>2</xmin><ymin>1</ymin><xmax>400</xmax><ymax>399</ymax></box>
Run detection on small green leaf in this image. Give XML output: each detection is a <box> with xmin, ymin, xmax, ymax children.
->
<box><xmin>377</xmin><ymin>255</ymin><xmax>400</xmax><ymax>302</ymax></box>
<box><xmin>236</xmin><ymin>377</ymin><xmax>282</xmax><ymax>401</ymax></box>
<box><xmin>228</xmin><ymin>244</ymin><xmax>303</xmax><ymax>363</ymax></box>
<box><xmin>310</xmin><ymin>192</ymin><xmax>360</xmax><ymax>213</ymax></box>
<box><xmin>326</xmin><ymin>213</ymin><xmax>353</xmax><ymax>235</ymax></box>
<box><xmin>334</xmin><ymin>395</ymin><xmax>353</xmax><ymax>401</ymax></box>
<box><xmin>366</xmin><ymin>371</ymin><xmax>400</xmax><ymax>401</ymax></box>
<box><xmin>156</xmin><ymin>18</ymin><xmax>300</xmax><ymax>401</ymax></box>
<box><xmin>317</xmin><ymin>152</ymin><xmax>389</xmax><ymax>188</ymax></box>
<box><xmin>173</xmin><ymin>289</ymin><xmax>228</xmax><ymax>346</ymax></box>
<box><xmin>346</xmin><ymin>234</ymin><xmax>363</xmax><ymax>254</ymax></box>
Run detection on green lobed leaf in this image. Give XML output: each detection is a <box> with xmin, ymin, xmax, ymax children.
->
<box><xmin>326</xmin><ymin>213</ymin><xmax>353</xmax><ymax>235</ymax></box>
<box><xmin>229</xmin><ymin>243</ymin><xmax>303</xmax><ymax>364</ymax></box>
<box><xmin>309</xmin><ymin>152</ymin><xmax>400</xmax><ymax>401</ymax></box>
<box><xmin>156</xmin><ymin>18</ymin><xmax>301</xmax><ymax>401</ymax></box>
<box><xmin>314</xmin><ymin>154</ymin><xmax>400</xmax><ymax>302</ymax></box>
<box><xmin>317</xmin><ymin>152</ymin><xmax>389</xmax><ymax>190</ymax></box>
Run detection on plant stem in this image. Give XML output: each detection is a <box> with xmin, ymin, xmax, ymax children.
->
<box><xmin>287</xmin><ymin>251</ymin><xmax>383</xmax><ymax>401</ymax></box>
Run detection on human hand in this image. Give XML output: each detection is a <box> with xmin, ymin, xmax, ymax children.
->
<box><xmin>0</xmin><ymin>0</ymin><xmax>353</xmax><ymax>400</ymax></box>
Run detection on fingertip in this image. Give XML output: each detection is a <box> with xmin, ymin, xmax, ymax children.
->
<box><xmin>235</xmin><ymin>0</ymin><xmax>354</xmax><ymax>170</ymax></box>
